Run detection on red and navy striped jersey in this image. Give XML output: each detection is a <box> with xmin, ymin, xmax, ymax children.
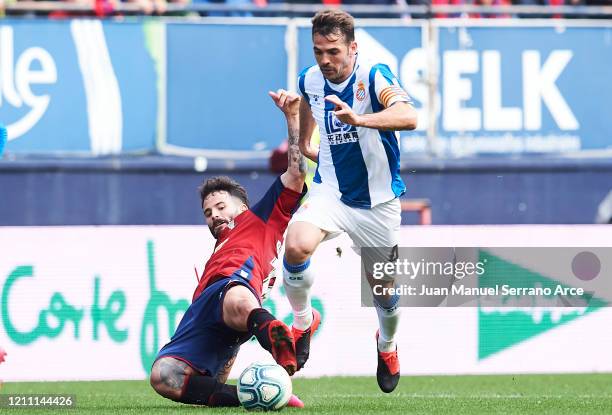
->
<box><xmin>192</xmin><ymin>177</ymin><xmax>306</xmax><ymax>302</ymax></box>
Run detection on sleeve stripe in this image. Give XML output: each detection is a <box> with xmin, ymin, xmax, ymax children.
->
<box><xmin>384</xmin><ymin>94</ymin><xmax>410</xmax><ymax>108</ymax></box>
<box><xmin>383</xmin><ymin>93</ymin><xmax>409</xmax><ymax>108</ymax></box>
<box><xmin>382</xmin><ymin>86</ymin><xmax>407</xmax><ymax>96</ymax></box>
<box><xmin>380</xmin><ymin>86</ymin><xmax>410</xmax><ymax>108</ymax></box>
<box><xmin>381</xmin><ymin>85</ymin><xmax>407</xmax><ymax>99</ymax></box>
<box><xmin>379</xmin><ymin>88</ymin><xmax>396</xmax><ymax>105</ymax></box>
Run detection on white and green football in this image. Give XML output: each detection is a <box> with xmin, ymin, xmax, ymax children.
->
<box><xmin>237</xmin><ymin>362</ymin><xmax>292</xmax><ymax>411</ymax></box>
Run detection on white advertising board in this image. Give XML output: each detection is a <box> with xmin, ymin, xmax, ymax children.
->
<box><xmin>0</xmin><ymin>225</ymin><xmax>611</xmax><ymax>381</ymax></box>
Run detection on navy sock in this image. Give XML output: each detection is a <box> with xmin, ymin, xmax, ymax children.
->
<box><xmin>247</xmin><ymin>308</ymin><xmax>276</xmax><ymax>353</ymax></box>
<box><xmin>179</xmin><ymin>375</ymin><xmax>239</xmax><ymax>407</ymax></box>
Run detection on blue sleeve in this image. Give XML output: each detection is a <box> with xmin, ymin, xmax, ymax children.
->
<box><xmin>373</xmin><ymin>63</ymin><xmax>401</xmax><ymax>87</ymax></box>
<box><xmin>298</xmin><ymin>66</ymin><xmax>312</xmax><ymax>105</ymax></box>
<box><xmin>369</xmin><ymin>64</ymin><xmax>409</xmax><ymax>113</ymax></box>
<box><xmin>251</xmin><ymin>176</ymin><xmax>307</xmax><ymax>223</ymax></box>
<box><xmin>251</xmin><ymin>176</ymin><xmax>285</xmax><ymax>223</ymax></box>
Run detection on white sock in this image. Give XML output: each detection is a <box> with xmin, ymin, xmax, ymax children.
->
<box><xmin>375</xmin><ymin>299</ymin><xmax>400</xmax><ymax>352</ymax></box>
<box><xmin>283</xmin><ymin>257</ymin><xmax>315</xmax><ymax>331</ymax></box>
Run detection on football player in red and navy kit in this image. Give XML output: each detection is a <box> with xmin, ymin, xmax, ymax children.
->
<box><xmin>150</xmin><ymin>90</ymin><xmax>307</xmax><ymax>408</ymax></box>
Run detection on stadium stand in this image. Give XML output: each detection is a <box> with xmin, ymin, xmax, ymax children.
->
<box><xmin>1</xmin><ymin>0</ymin><xmax>611</xmax><ymax>18</ymax></box>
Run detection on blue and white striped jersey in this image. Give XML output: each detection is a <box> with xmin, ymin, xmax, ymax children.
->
<box><xmin>298</xmin><ymin>54</ymin><xmax>412</xmax><ymax>209</ymax></box>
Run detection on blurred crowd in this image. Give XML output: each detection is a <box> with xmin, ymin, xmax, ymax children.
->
<box><xmin>0</xmin><ymin>0</ymin><xmax>610</xmax><ymax>18</ymax></box>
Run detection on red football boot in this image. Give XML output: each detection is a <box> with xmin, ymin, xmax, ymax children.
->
<box><xmin>292</xmin><ymin>309</ymin><xmax>321</xmax><ymax>371</ymax></box>
<box><xmin>268</xmin><ymin>320</ymin><xmax>297</xmax><ymax>375</ymax></box>
<box><xmin>376</xmin><ymin>330</ymin><xmax>400</xmax><ymax>393</ymax></box>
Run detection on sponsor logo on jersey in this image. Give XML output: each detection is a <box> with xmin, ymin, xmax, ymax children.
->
<box><xmin>325</xmin><ymin>112</ymin><xmax>354</xmax><ymax>134</ymax></box>
<box><xmin>324</xmin><ymin>108</ymin><xmax>359</xmax><ymax>145</ymax></box>
<box><xmin>327</xmin><ymin>131</ymin><xmax>359</xmax><ymax>145</ymax></box>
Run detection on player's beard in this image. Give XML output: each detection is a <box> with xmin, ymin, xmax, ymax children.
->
<box><xmin>210</xmin><ymin>218</ymin><xmax>229</xmax><ymax>239</ymax></box>
<box><xmin>321</xmin><ymin>54</ymin><xmax>354</xmax><ymax>83</ymax></box>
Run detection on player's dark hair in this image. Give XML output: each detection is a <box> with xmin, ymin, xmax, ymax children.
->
<box><xmin>311</xmin><ymin>9</ymin><xmax>355</xmax><ymax>44</ymax></box>
<box><xmin>199</xmin><ymin>176</ymin><xmax>249</xmax><ymax>208</ymax></box>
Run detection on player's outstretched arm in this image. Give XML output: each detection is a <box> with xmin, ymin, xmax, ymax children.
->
<box><xmin>269</xmin><ymin>89</ymin><xmax>307</xmax><ymax>193</ymax></box>
<box><xmin>357</xmin><ymin>100</ymin><xmax>417</xmax><ymax>131</ymax></box>
<box><xmin>298</xmin><ymin>98</ymin><xmax>318</xmax><ymax>162</ymax></box>
<box><xmin>325</xmin><ymin>94</ymin><xmax>417</xmax><ymax>131</ymax></box>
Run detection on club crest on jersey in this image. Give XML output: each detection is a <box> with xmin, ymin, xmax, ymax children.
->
<box><xmin>356</xmin><ymin>81</ymin><xmax>366</xmax><ymax>101</ymax></box>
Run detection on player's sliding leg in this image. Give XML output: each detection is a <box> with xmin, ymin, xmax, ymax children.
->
<box><xmin>283</xmin><ymin>221</ymin><xmax>327</xmax><ymax>370</ymax></box>
<box><xmin>151</xmin><ymin>356</ymin><xmax>305</xmax><ymax>408</ymax></box>
<box><xmin>150</xmin><ymin>357</ymin><xmax>239</xmax><ymax>406</ymax></box>
<box><xmin>223</xmin><ymin>284</ymin><xmax>297</xmax><ymax>375</ymax></box>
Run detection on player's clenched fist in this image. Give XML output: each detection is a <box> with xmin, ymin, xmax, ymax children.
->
<box><xmin>269</xmin><ymin>89</ymin><xmax>301</xmax><ymax>117</ymax></box>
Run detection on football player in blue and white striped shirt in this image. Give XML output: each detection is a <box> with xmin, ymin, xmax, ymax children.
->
<box><xmin>280</xmin><ymin>9</ymin><xmax>417</xmax><ymax>393</ymax></box>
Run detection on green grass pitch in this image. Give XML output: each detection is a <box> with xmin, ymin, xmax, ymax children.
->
<box><xmin>2</xmin><ymin>374</ymin><xmax>611</xmax><ymax>414</ymax></box>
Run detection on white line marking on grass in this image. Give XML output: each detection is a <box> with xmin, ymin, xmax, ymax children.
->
<box><xmin>308</xmin><ymin>393</ymin><xmax>612</xmax><ymax>399</ymax></box>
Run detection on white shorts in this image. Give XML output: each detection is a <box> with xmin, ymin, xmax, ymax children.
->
<box><xmin>291</xmin><ymin>183</ymin><xmax>401</xmax><ymax>252</ymax></box>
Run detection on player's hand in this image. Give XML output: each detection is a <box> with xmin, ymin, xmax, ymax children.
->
<box><xmin>269</xmin><ymin>89</ymin><xmax>301</xmax><ymax>117</ymax></box>
<box><xmin>325</xmin><ymin>95</ymin><xmax>363</xmax><ymax>127</ymax></box>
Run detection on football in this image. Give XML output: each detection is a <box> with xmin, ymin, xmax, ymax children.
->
<box><xmin>237</xmin><ymin>362</ymin><xmax>292</xmax><ymax>411</ymax></box>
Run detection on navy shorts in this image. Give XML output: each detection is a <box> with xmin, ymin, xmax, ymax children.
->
<box><xmin>154</xmin><ymin>276</ymin><xmax>256</xmax><ymax>377</ymax></box>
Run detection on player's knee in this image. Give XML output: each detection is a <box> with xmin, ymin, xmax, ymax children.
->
<box><xmin>231</xmin><ymin>297</ymin><xmax>256</xmax><ymax>324</ymax></box>
<box><xmin>223</xmin><ymin>285</ymin><xmax>258</xmax><ymax>331</ymax></box>
<box><xmin>150</xmin><ymin>371</ymin><xmax>164</xmax><ymax>396</ymax></box>
<box><xmin>150</xmin><ymin>361</ymin><xmax>181</xmax><ymax>401</ymax></box>
<box><xmin>284</xmin><ymin>240</ymin><xmax>314</xmax><ymax>264</ymax></box>
<box><xmin>284</xmin><ymin>222</ymin><xmax>325</xmax><ymax>264</ymax></box>
<box><xmin>368</xmin><ymin>273</ymin><xmax>396</xmax><ymax>287</ymax></box>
